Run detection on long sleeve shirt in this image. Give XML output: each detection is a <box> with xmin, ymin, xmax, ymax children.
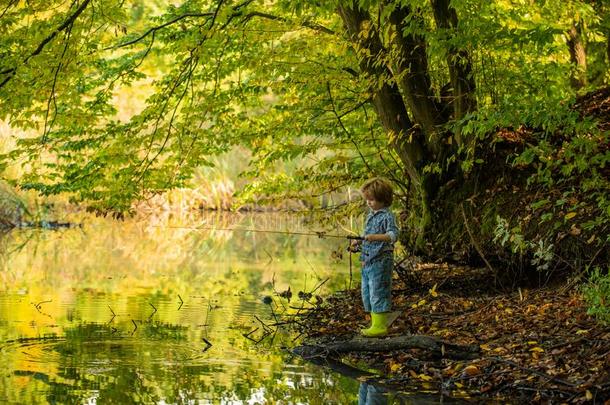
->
<box><xmin>360</xmin><ymin>207</ymin><xmax>399</xmax><ymax>264</ymax></box>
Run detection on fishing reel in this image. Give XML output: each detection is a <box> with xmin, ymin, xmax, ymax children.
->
<box><xmin>346</xmin><ymin>235</ymin><xmax>363</xmax><ymax>253</ymax></box>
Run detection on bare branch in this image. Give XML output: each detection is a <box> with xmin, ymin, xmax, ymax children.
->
<box><xmin>240</xmin><ymin>11</ymin><xmax>335</xmax><ymax>35</ymax></box>
<box><xmin>110</xmin><ymin>13</ymin><xmax>214</xmax><ymax>49</ymax></box>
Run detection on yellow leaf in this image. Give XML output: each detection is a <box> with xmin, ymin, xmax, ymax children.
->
<box><xmin>455</xmin><ymin>382</ymin><xmax>464</xmax><ymax>388</ymax></box>
<box><xmin>418</xmin><ymin>299</ymin><xmax>427</xmax><ymax>306</ymax></box>
<box><xmin>575</xmin><ymin>329</ymin><xmax>589</xmax><ymax>335</ymax></box>
<box><xmin>586</xmin><ymin>390</ymin><xmax>593</xmax><ymax>400</ymax></box>
<box><xmin>429</xmin><ymin>283</ymin><xmax>438</xmax><ymax>297</ymax></box>
<box><xmin>527</xmin><ymin>341</ymin><xmax>538</xmax><ymax>345</ymax></box>
<box><xmin>565</xmin><ymin>212</ymin><xmax>577</xmax><ymax>220</ymax></box>
<box><xmin>418</xmin><ymin>374</ymin><xmax>433</xmax><ymax>381</ymax></box>
<box><xmin>390</xmin><ymin>362</ymin><xmax>401</xmax><ymax>373</ymax></box>
<box><xmin>408</xmin><ymin>369</ymin><xmax>418</xmax><ymax>378</ymax></box>
<box><xmin>463</xmin><ymin>365</ymin><xmax>480</xmax><ymax>376</ymax></box>
<box><xmin>480</xmin><ymin>344</ymin><xmax>492</xmax><ymax>351</ymax></box>
<box><xmin>529</xmin><ymin>347</ymin><xmax>544</xmax><ymax>352</ymax></box>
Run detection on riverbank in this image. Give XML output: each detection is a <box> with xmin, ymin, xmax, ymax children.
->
<box><xmin>293</xmin><ymin>263</ymin><xmax>610</xmax><ymax>403</ymax></box>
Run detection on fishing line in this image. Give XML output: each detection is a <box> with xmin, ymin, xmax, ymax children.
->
<box><xmin>158</xmin><ymin>225</ymin><xmax>363</xmax><ymax>240</ymax></box>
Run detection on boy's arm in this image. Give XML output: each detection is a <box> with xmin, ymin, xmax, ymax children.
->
<box><xmin>364</xmin><ymin>213</ymin><xmax>398</xmax><ymax>242</ymax></box>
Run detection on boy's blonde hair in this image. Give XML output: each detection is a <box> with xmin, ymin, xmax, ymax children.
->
<box><xmin>361</xmin><ymin>177</ymin><xmax>393</xmax><ymax>207</ymax></box>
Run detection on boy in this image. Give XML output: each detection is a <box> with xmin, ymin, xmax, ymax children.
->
<box><xmin>351</xmin><ymin>178</ymin><xmax>399</xmax><ymax>337</ymax></box>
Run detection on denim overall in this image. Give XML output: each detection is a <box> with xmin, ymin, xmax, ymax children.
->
<box><xmin>360</xmin><ymin>207</ymin><xmax>399</xmax><ymax>313</ymax></box>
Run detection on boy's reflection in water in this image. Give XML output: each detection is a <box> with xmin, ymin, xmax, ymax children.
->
<box><xmin>358</xmin><ymin>382</ymin><xmax>388</xmax><ymax>405</ymax></box>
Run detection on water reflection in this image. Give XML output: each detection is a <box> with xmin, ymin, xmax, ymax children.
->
<box><xmin>1</xmin><ymin>212</ymin><xmax>363</xmax><ymax>403</ymax></box>
<box><xmin>359</xmin><ymin>383</ymin><xmax>388</xmax><ymax>405</ymax></box>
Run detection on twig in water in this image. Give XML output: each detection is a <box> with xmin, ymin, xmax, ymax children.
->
<box><xmin>263</xmin><ymin>248</ymin><xmax>273</xmax><ymax>264</ymax></box>
<box><xmin>131</xmin><ymin>319</ymin><xmax>138</xmax><ymax>334</ymax></box>
<box><xmin>242</xmin><ymin>327</ymin><xmax>259</xmax><ymax>341</ymax></box>
<box><xmin>254</xmin><ymin>315</ymin><xmax>272</xmax><ymax>333</ymax></box>
<box><xmin>177</xmin><ymin>294</ymin><xmax>184</xmax><ymax>311</ymax></box>
<box><xmin>303</xmin><ymin>257</ymin><xmax>322</xmax><ymax>281</ymax></box>
<box><xmin>108</xmin><ymin>306</ymin><xmax>116</xmax><ymax>323</ymax></box>
<box><xmin>311</xmin><ymin>278</ymin><xmax>329</xmax><ymax>294</ymax></box>
<box><xmin>148</xmin><ymin>302</ymin><xmax>157</xmax><ymax>321</ymax></box>
<box><xmin>269</xmin><ymin>301</ymin><xmax>279</xmax><ymax>323</ymax></box>
<box><xmin>203</xmin><ymin>299</ymin><xmax>213</xmax><ymax>328</ymax></box>
<box><xmin>34</xmin><ymin>299</ymin><xmax>52</xmax><ymax>310</ymax></box>
<box><xmin>202</xmin><ymin>336</ymin><xmax>212</xmax><ymax>352</ymax></box>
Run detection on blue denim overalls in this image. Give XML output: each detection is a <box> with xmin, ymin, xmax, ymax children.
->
<box><xmin>360</xmin><ymin>207</ymin><xmax>399</xmax><ymax>313</ymax></box>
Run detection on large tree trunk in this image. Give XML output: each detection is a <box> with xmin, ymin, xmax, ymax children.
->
<box><xmin>385</xmin><ymin>3</ymin><xmax>446</xmax><ymax>158</ymax></box>
<box><xmin>337</xmin><ymin>5</ymin><xmax>427</xmax><ymax>192</ymax></box>
<box><xmin>337</xmin><ymin>2</ymin><xmax>480</xmax><ymax>252</ymax></box>
<box><xmin>338</xmin><ymin>4</ymin><xmax>440</xmax><ymax>249</ymax></box>
<box><xmin>566</xmin><ymin>22</ymin><xmax>587</xmax><ymax>90</ymax></box>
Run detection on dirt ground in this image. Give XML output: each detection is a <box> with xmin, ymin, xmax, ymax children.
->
<box><xmin>292</xmin><ymin>262</ymin><xmax>610</xmax><ymax>403</ymax></box>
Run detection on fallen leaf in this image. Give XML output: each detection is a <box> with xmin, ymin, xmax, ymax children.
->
<box><xmin>429</xmin><ymin>283</ymin><xmax>438</xmax><ymax>297</ymax></box>
<box><xmin>462</xmin><ymin>365</ymin><xmax>480</xmax><ymax>376</ymax></box>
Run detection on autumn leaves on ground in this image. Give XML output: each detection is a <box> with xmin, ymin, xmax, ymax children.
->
<box><xmin>292</xmin><ymin>263</ymin><xmax>610</xmax><ymax>403</ymax></box>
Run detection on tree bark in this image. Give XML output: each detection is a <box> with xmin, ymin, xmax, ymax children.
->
<box><xmin>386</xmin><ymin>3</ymin><xmax>446</xmax><ymax>158</ymax></box>
<box><xmin>566</xmin><ymin>22</ymin><xmax>587</xmax><ymax>90</ymax></box>
<box><xmin>430</xmin><ymin>0</ymin><xmax>477</xmax><ymax>144</ymax></box>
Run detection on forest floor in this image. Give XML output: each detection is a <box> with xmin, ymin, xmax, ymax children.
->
<box><xmin>292</xmin><ymin>262</ymin><xmax>610</xmax><ymax>404</ymax></box>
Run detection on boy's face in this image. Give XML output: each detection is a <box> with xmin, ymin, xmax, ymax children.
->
<box><xmin>363</xmin><ymin>191</ymin><xmax>384</xmax><ymax>211</ymax></box>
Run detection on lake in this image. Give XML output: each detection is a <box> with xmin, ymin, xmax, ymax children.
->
<box><xmin>0</xmin><ymin>211</ymin><xmax>447</xmax><ymax>404</ymax></box>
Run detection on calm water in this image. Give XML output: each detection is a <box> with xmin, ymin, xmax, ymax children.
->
<box><xmin>0</xmin><ymin>212</ymin><xmax>442</xmax><ymax>404</ymax></box>
<box><xmin>0</xmin><ymin>215</ymin><xmax>366</xmax><ymax>404</ymax></box>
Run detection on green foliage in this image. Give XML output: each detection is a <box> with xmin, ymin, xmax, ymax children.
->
<box><xmin>0</xmin><ymin>0</ymin><xmax>608</xmax><ymax>223</ymax></box>
<box><xmin>582</xmin><ymin>266</ymin><xmax>610</xmax><ymax>325</ymax></box>
<box><xmin>511</xmin><ymin>114</ymin><xmax>610</xmax><ymax>254</ymax></box>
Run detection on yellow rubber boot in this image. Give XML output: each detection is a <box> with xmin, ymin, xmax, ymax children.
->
<box><xmin>360</xmin><ymin>312</ymin><xmax>388</xmax><ymax>337</ymax></box>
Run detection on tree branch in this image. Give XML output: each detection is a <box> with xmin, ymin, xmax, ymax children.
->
<box><xmin>110</xmin><ymin>13</ymin><xmax>214</xmax><ymax>49</ymax></box>
<box><xmin>239</xmin><ymin>11</ymin><xmax>335</xmax><ymax>35</ymax></box>
<box><xmin>0</xmin><ymin>0</ymin><xmax>92</xmax><ymax>90</ymax></box>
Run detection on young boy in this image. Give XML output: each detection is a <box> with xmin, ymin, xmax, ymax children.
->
<box><xmin>351</xmin><ymin>178</ymin><xmax>399</xmax><ymax>337</ymax></box>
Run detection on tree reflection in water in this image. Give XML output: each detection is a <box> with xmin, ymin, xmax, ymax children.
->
<box><xmin>0</xmin><ymin>213</ymin><xmax>361</xmax><ymax>403</ymax></box>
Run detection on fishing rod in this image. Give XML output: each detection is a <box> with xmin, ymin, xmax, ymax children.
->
<box><xmin>162</xmin><ymin>225</ymin><xmax>364</xmax><ymax>240</ymax></box>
